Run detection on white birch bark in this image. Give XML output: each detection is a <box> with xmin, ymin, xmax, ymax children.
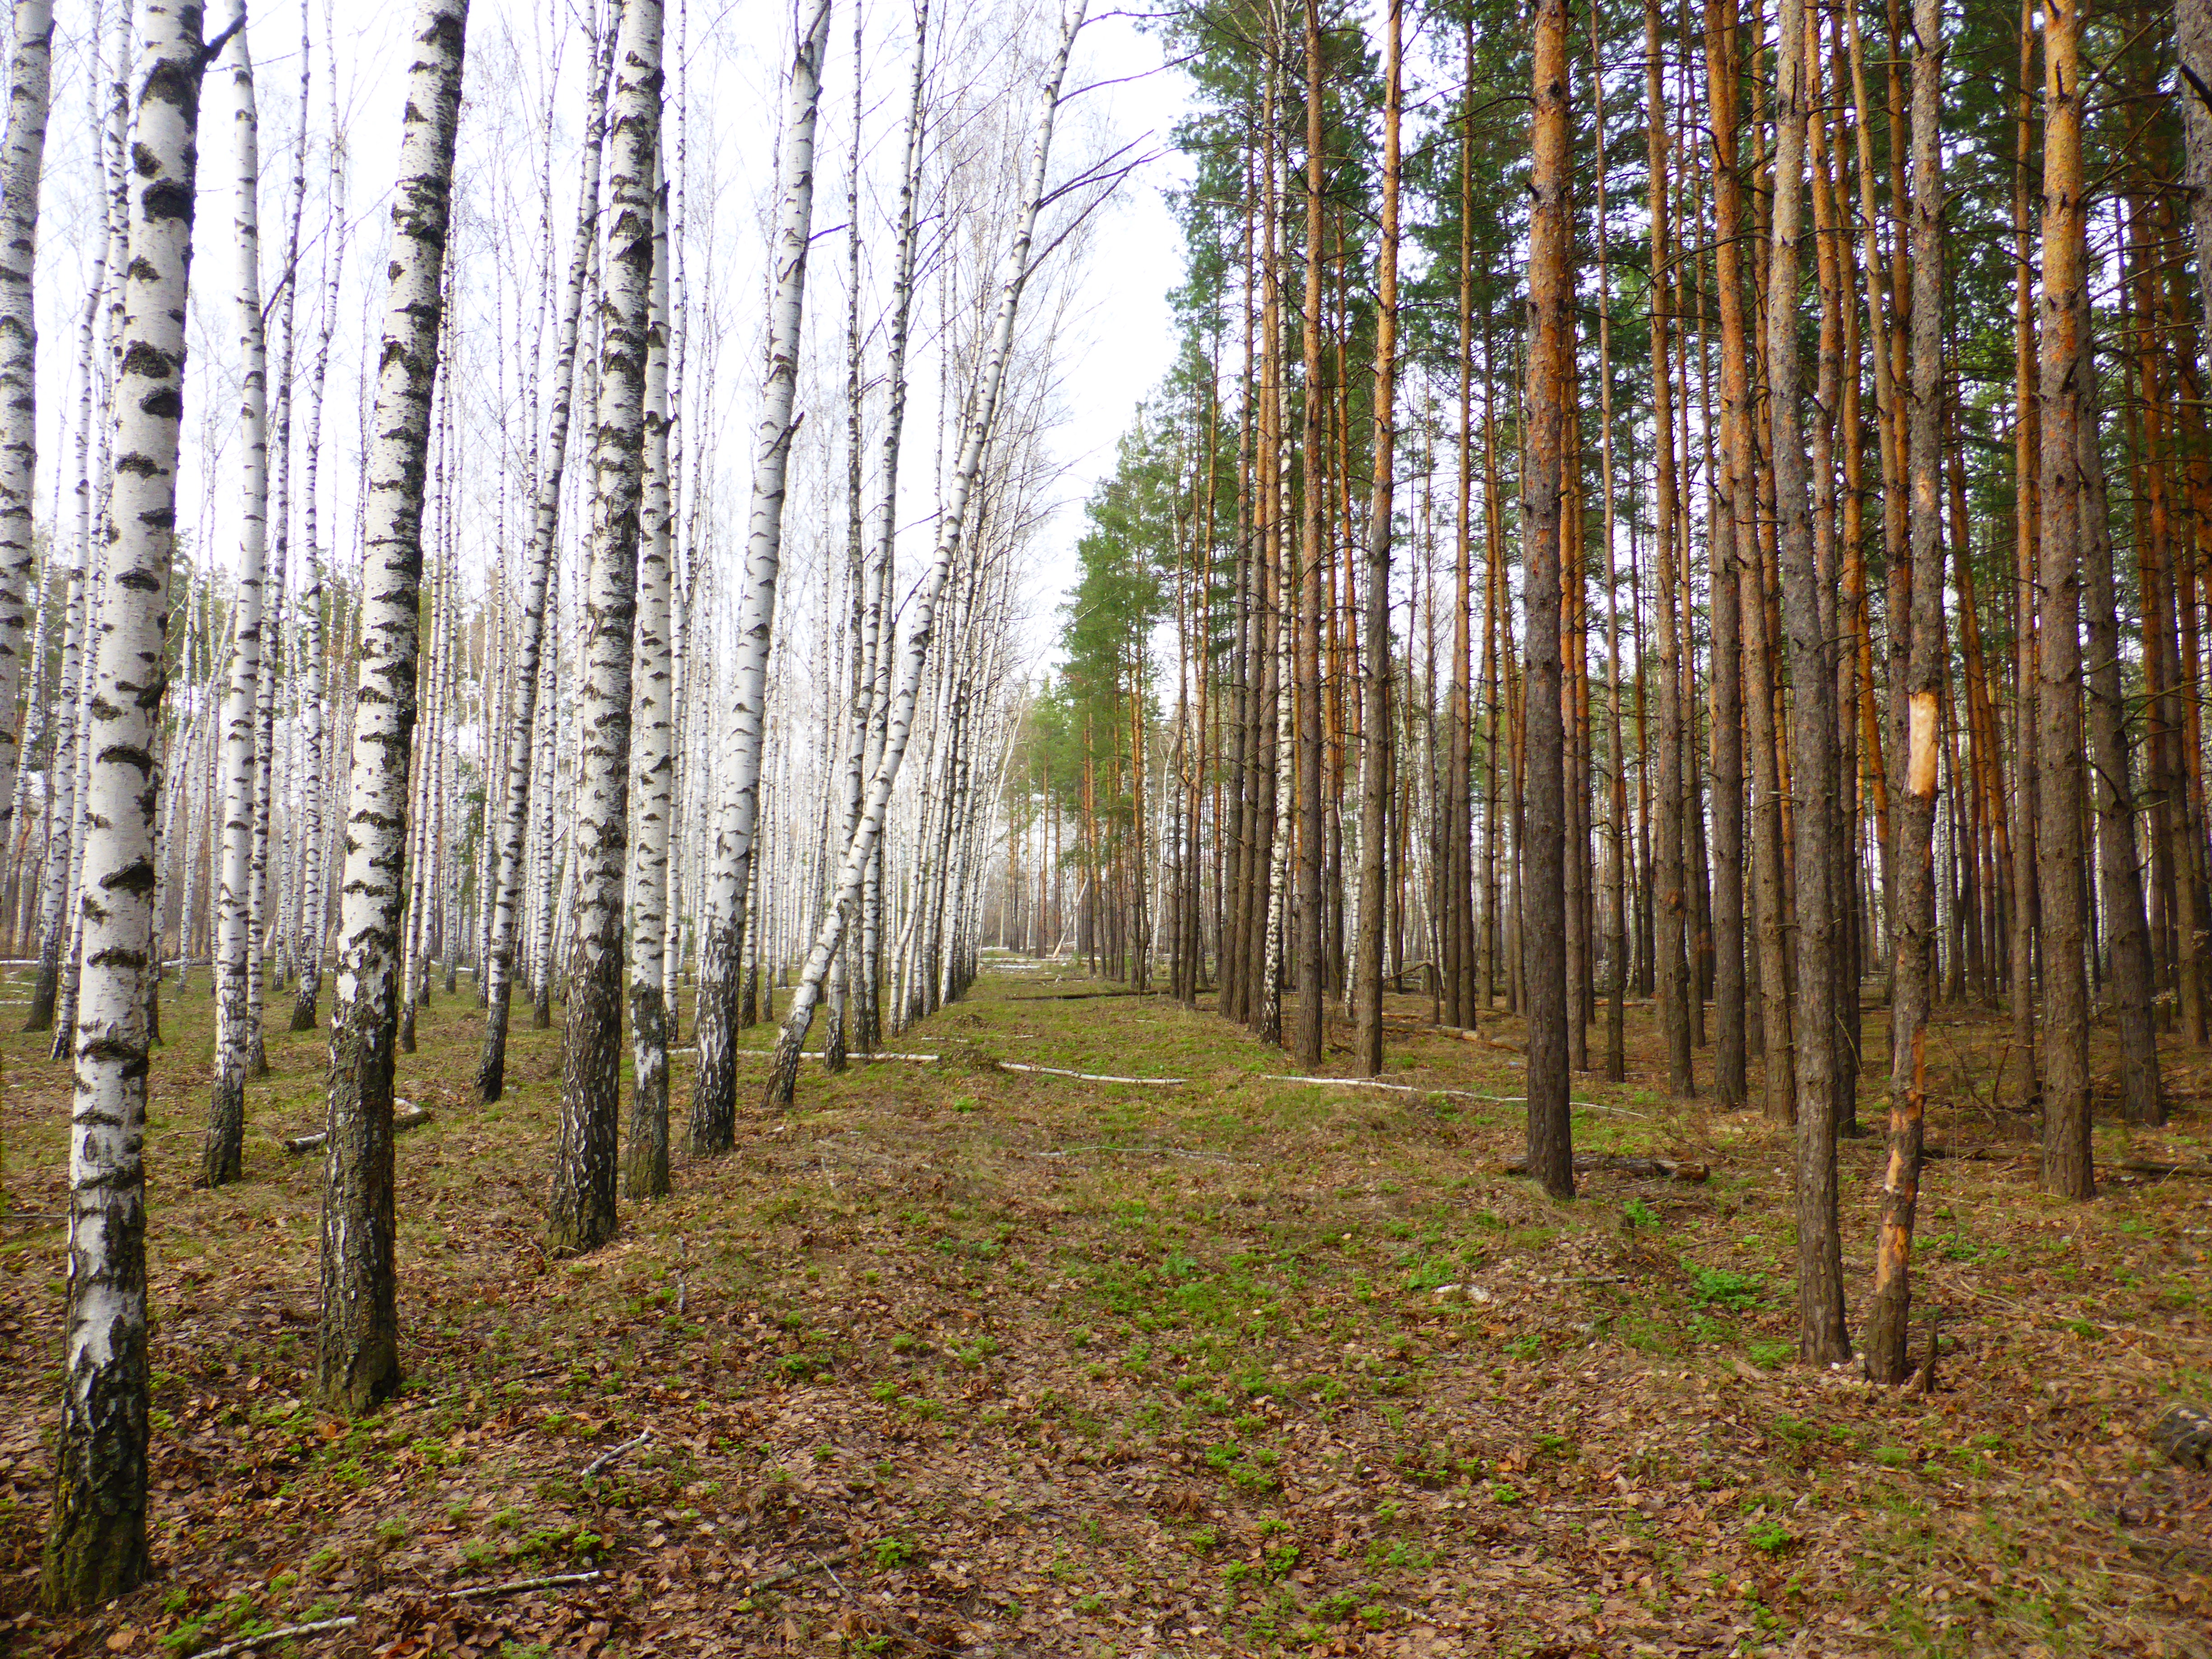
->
<box><xmin>0</xmin><ymin>0</ymin><xmax>53</xmax><ymax>852</ymax></box>
<box><xmin>316</xmin><ymin>0</ymin><xmax>469</xmax><ymax>1415</ymax></box>
<box><xmin>44</xmin><ymin>0</ymin><xmax>209</xmax><ymax>1605</ymax></box>
<box><xmin>204</xmin><ymin>0</ymin><xmax>269</xmax><ymax>1188</ymax></box>
<box><xmin>689</xmin><ymin>0</ymin><xmax>834</xmax><ymax>1152</ymax></box>
<box><xmin>288</xmin><ymin>19</ymin><xmax>344</xmax><ymax>1031</ymax></box>
<box><xmin>764</xmin><ymin>0</ymin><xmax>1087</xmax><ymax>1106</ymax></box>
<box><xmin>546</xmin><ymin>0</ymin><xmax>662</xmax><ymax>1255</ymax></box>
<box><xmin>622</xmin><ymin>150</ymin><xmax>673</xmax><ymax>1202</ymax></box>
<box><xmin>477</xmin><ymin>16</ymin><xmax>612</xmax><ymax>1101</ymax></box>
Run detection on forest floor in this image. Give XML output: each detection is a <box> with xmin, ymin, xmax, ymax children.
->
<box><xmin>0</xmin><ymin>959</ymin><xmax>2209</xmax><ymax>1659</ymax></box>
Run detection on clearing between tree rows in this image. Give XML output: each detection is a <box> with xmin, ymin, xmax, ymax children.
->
<box><xmin>2</xmin><ymin>956</ymin><xmax>2207</xmax><ymax>1658</ymax></box>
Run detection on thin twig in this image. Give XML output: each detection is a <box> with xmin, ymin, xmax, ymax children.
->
<box><xmin>442</xmin><ymin>1569</ymin><xmax>604</xmax><ymax>1598</ymax></box>
<box><xmin>579</xmin><ymin>1428</ymin><xmax>651</xmax><ymax>1479</ymax></box>
<box><xmin>192</xmin><ymin>1617</ymin><xmax>358</xmax><ymax>1659</ymax></box>
<box><xmin>1036</xmin><ymin>1144</ymin><xmax>1251</xmax><ymax>1164</ymax></box>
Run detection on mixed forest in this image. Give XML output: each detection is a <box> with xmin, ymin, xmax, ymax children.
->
<box><xmin>0</xmin><ymin>0</ymin><xmax>2209</xmax><ymax>1652</ymax></box>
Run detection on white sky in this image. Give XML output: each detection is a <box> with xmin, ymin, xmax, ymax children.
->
<box><xmin>14</xmin><ymin>0</ymin><xmax>1193</xmax><ymax>676</ymax></box>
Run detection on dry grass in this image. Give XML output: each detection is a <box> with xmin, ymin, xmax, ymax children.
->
<box><xmin>0</xmin><ymin>957</ymin><xmax>2207</xmax><ymax>1657</ymax></box>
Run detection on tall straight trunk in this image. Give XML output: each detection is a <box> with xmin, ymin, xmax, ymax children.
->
<box><xmin>205</xmin><ymin>0</ymin><xmax>269</xmax><ymax>1189</ymax></box>
<box><xmin>1521</xmin><ymin>0</ymin><xmax>1573</xmax><ymax>1199</ymax></box>
<box><xmin>1770</xmin><ymin>0</ymin><xmax>1848</xmax><ymax>1366</ymax></box>
<box><xmin>42</xmin><ymin>0</ymin><xmax>206</xmax><ymax>1607</ymax></box>
<box><xmin>2078</xmin><ymin>340</ymin><xmax>2161</xmax><ymax>1123</ymax></box>
<box><xmin>763</xmin><ymin>0</ymin><xmax>1087</xmax><ymax>1106</ymax></box>
<box><xmin>1867</xmin><ymin>0</ymin><xmax>1944</xmax><ymax>1382</ymax></box>
<box><xmin>623</xmin><ymin>152</ymin><xmax>675</xmax><ymax>1202</ymax></box>
<box><xmin>477</xmin><ymin>20</ymin><xmax>611</xmax><ymax>1104</ymax></box>
<box><xmin>0</xmin><ymin>0</ymin><xmax>53</xmax><ymax>856</ymax></box>
<box><xmin>289</xmin><ymin>12</ymin><xmax>343</xmax><ymax>1031</ymax></box>
<box><xmin>2007</xmin><ymin>0</ymin><xmax>2039</xmax><ymax>1101</ymax></box>
<box><xmin>1291</xmin><ymin>0</ymin><xmax>1325</xmax><ymax>1069</ymax></box>
<box><xmin>317</xmin><ymin>0</ymin><xmax>468</xmax><ymax>1414</ymax></box>
<box><xmin>1648</xmin><ymin>0</ymin><xmax>1692</xmax><ymax>1097</ymax></box>
<box><xmin>689</xmin><ymin>0</ymin><xmax>833</xmax><ymax>1144</ymax></box>
<box><xmin>1353</xmin><ymin>0</ymin><xmax>1397</xmax><ymax>1077</ymax></box>
<box><xmin>1595</xmin><ymin>0</ymin><xmax>1627</xmax><ymax>1084</ymax></box>
<box><xmin>2035</xmin><ymin>0</ymin><xmax>2093</xmax><ymax>1200</ymax></box>
<box><xmin>21</xmin><ymin>0</ymin><xmax>108</xmax><ymax>1039</ymax></box>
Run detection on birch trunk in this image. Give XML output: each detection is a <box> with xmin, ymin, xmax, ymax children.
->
<box><xmin>288</xmin><ymin>24</ymin><xmax>345</xmax><ymax>1031</ymax></box>
<box><xmin>547</xmin><ymin>0</ymin><xmax>662</xmax><ymax>1255</ymax></box>
<box><xmin>763</xmin><ymin>0</ymin><xmax>1087</xmax><ymax>1108</ymax></box>
<box><xmin>205</xmin><ymin>0</ymin><xmax>269</xmax><ymax>1188</ymax></box>
<box><xmin>316</xmin><ymin>0</ymin><xmax>469</xmax><ymax>1413</ymax></box>
<box><xmin>42</xmin><ymin>0</ymin><xmax>208</xmax><ymax>1606</ymax></box>
<box><xmin>477</xmin><ymin>20</ymin><xmax>611</xmax><ymax>1102</ymax></box>
<box><xmin>622</xmin><ymin>151</ymin><xmax>674</xmax><ymax>1203</ymax></box>
<box><xmin>690</xmin><ymin>0</ymin><xmax>834</xmax><ymax>1148</ymax></box>
<box><xmin>0</xmin><ymin>0</ymin><xmax>54</xmax><ymax>852</ymax></box>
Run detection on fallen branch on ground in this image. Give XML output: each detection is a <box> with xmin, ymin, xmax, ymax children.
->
<box><xmin>284</xmin><ymin>1103</ymin><xmax>432</xmax><ymax>1154</ymax></box>
<box><xmin>997</xmin><ymin>1061</ymin><xmax>1185</xmax><ymax>1085</ymax></box>
<box><xmin>2119</xmin><ymin>1159</ymin><xmax>2212</xmax><ymax>1180</ymax></box>
<box><xmin>1502</xmin><ymin>1153</ymin><xmax>1708</xmax><ymax>1182</ymax></box>
<box><xmin>742</xmin><ymin>1545</ymin><xmax>866</xmax><ymax>1596</ymax></box>
<box><xmin>1035</xmin><ymin>1144</ymin><xmax>1249</xmax><ymax>1163</ymax></box>
<box><xmin>193</xmin><ymin>1619</ymin><xmax>359</xmax><ymax>1659</ymax></box>
<box><xmin>579</xmin><ymin>1428</ymin><xmax>650</xmax><ymax>1479</ymax></box>
<box><xmin>442</xmin><ymin>1569</ymin><xmax>605</xmax><ymax>1599</ymax></box>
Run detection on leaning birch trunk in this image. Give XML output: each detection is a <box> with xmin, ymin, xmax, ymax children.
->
<box><xmin>477</xmin><ymin>19</ymin><xmax>611</xmax><ymax>1104</ymax></box>
<box><xmin>204</xmin><ymin>0</ymin><xmax>270</xmax><ymax>1189</ymax></box>
<box><xmin>762</xmin><ymin>0</ymin><xmax>1087</xmax><ymax>1110</ymax></box>
<box><xmin>316</xmin><ymin>0</ymin><xmax>468</xmax><ymax>1415</ymax></box>
<box><xmin>546</xmin><ymin>0</ymin><xmax>662</xmax><ymax>1256</ymax></box>
<box><xmin>689</xmin><ymin>0</ymin><xmax>834</xmax><ymax>1152</ymax></box>
<box><xmin>42</xmin><ymin>0</ymin><xmax>207</xmax><ymax>1608</ymax></box>
<box><xmin>0</xmin><ymin>0</ymin><xmax>54</xmax><ymax>861</ymax></box>
<box><xmin>621</xmin><ymin>153</ymin><xmax>674</xmax><ymax>1203</ymax></box>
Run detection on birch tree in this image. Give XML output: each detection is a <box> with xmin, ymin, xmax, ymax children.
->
<box><xmin>689</xmin><ymin>0</ymin><xmax>834</xmax><ymax>1153</ymax></box>
<box><xmin>204</xmin><ymin>0</ymin><xmax>272</xmax><ymax>1189</ymax></box>
<box><xmin>762</xmin><ymin>0</ymin><xmax>1088</xmax><ymax>1111</ymax></box>
<box><xmin>43</xmin><ymin>0</ymin><xmax>214</xmax><ymax>1607</ymax></box>
<box><xmin>0</xmin><ymin>0</ymin><xmax>53</xmax><ymax>852</ymax></box>
<box><xmin>478</xmin><ymin>18</ymin><xmax>611</xmax><ymax>1106</ymax></box>
<box><xmin>317</xmin><ymin>0</ymin><xmax>469</xmax><ymax>1414</ymax></box>
<box><xmin>622</xmin><ymin>158</ymin><xmax>674</xmax><ymax>1201</ymax></box>
<box><xmin>547</xmin><ymin>0</ymin><xmax>662</xmax><ymax>1256</ymax></box>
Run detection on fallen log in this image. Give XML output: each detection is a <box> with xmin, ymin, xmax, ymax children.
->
<box><xmin>1502</xmin><ymin>1153</ymin><xmax>1708</xmax><ymax>1183</ymax></box>
<box><xmin>2118</xmin><ymin>1159</ymin><xmax>2212</xmax><ymax>1180</ymax></box>
<box><xmin>2149</xmin><ymin>1401</ymin><xmax>2212</xmax><ymax>1471</ymax></box>
<box><xmin>284</xmin><ymin>1102</ymin><xmax>433</xmax><ymax>1154</ymax></box>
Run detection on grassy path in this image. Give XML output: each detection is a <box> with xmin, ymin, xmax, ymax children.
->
<box><xmin>1</xmin><ymin>957</ymin><xmax>2208</xmax><ymax>1655</ymax></box>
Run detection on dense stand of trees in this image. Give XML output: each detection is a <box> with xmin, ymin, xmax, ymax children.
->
<box><xmin>4</xmin><ymin>0</ymin><xmax>1101</xmax><ymax>1605</ymax></box>
<box><xmin>1013</xmin><ymin>0</ymin><xmax>2212</xmax><ymax>1394</ymax></box>
<box><xmin>13</xmin><ymin>0</ymin><xmax>2212</xmax><ymax>1614</ymax></box>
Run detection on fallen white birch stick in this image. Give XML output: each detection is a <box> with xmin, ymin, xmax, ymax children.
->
<box><xmin>997</xmin><ymin>1061</ymin><xmax>1185</xmax><ymax>1085</ymax></box>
